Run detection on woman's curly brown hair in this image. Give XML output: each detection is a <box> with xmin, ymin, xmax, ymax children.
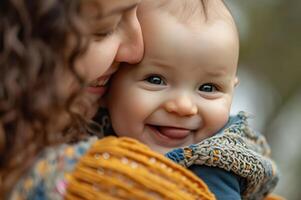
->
<box><xmin>0</xmin><ymin>0</ymin><xmax>98</xmax><ymax>196</ymax></box>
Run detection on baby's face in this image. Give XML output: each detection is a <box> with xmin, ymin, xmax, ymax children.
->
<box><xmin>107</xmin><ymin>4</ymin><xmax>239</xmax><ymax>154</ymax></box>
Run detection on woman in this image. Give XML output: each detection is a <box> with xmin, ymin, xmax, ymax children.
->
<box><xmin>0</xmin><ymin>0</ymin><xmax>215</xmax><ymax>199</ymax></box>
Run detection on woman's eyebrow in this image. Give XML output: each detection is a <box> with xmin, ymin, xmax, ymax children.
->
<box><xmin>109</xmin><ymin>3</ymin><xmax>137</xmax><ymax>15</ymax></box>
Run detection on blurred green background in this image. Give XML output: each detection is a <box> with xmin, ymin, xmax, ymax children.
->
<box><xmin>226</xmin><ymin>0</ymin><xmax>301</xmax><ymax>199</ymax></box>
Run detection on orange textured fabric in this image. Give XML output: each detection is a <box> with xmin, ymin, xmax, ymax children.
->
<box><xmin>264</xmin><ymin>194</ymin><xmax>286</xmax><ymax>200</ymax></box>
<box><xmin>65</xmin><ymin>136</ymin><xmax>216</xmax><ymax>200</ymax></box>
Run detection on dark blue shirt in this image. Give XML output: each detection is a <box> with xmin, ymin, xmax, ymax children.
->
<box><xmin>189</xmin><ymin>165</ymin><xmax>241</xmax><ymax>200</ymax></box>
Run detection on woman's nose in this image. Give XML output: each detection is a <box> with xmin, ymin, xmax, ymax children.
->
<box><xmin>115</xmin><ymin>8</ymin><xmax>144</xmax><ymax>64</ymax></box>
<box><xmin>164</xmin><ymin>95</ymin><xmax>198</xmax><ymax>117</ymax></box>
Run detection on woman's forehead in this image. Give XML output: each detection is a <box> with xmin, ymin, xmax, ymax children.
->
<box><xmin>101</xmin><ymin>0</ymin><xmax>140</xmax><ymax>15</ymax></box>
<box><xmin>81</xmin><ymin>0</ymin><xmax>140</xmax><ymax>18</ymax></box>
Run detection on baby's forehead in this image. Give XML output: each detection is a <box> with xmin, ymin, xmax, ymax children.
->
<box><xmin>148</xmin><ymin>0</ymin><xmax>236</xmax><ymax>29</ymax></box>
<box><xmin>155</xmin><ymin>0</ymin><xmax>205</xmax><ymax>24</ymax></box>
<box><xmin>138</xmin><ymin>0</ymin><xmax>239</xmax><ymax>76</ymax></box>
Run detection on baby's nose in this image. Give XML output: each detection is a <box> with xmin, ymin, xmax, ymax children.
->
<box><xmin>164</xmin><ymin>95</ymin><xmax>198</xmax><ymax>117</ymax></box>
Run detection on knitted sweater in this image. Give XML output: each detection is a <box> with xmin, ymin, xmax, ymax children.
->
<box><xmin>9</xmin><ymin>112</ymin><xmax>279</xmax><ymax>200</ymax></box>
<box><xmin>166</xmin><ymin>112</ymin><xmax>279</xmax><ymax>200</ymax></box>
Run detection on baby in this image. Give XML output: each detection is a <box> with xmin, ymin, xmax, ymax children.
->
<box><xmin>107</xmin><ymin>0</ymin><xmax>239</xmax><ymax>154</ymax></box>
<box><xmin>104</xmin><ymin>0</ymin><xmax>278</xmax><ymax>199</ymax></box>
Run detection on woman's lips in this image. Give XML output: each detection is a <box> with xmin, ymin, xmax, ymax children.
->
<box><xmin>85</xmin><ymin>85</ymin><xmax>107</xmax><ymax>95</ymax></box>
<box><xmin>85</xmin><ymin>75</ymin><xmax>111</xmax><ymax>95</ymax></box>
<box><xmin>85</xmin><ymin>66</ymin><xmax>118</xmax><ymax>96</ymax></box>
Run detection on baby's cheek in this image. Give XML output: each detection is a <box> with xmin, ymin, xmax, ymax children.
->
<box><xmin>210</xmin><ymin>107</ymin><xmax>230</xmax><ymax>132</ymax></box>
<box><xmin>202</xmin><ymin>100</ymin><xmax>228</xmax><ymax>129</ymax></box>
<box><xmin>130</xmin><ymin>92</ymin><xmax>157</xmax><ymax>117</ymax></box>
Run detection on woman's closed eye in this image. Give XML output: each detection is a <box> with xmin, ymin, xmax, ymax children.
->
<box><xmin>144</xmin><ymin>75</ymin><xmax>166</xmax><ymax>85</ymax></box>
<box><xmin>93</xmin><ymin>30</ymin><xmax>115</xmax><ymax>39</ymax></box>
<box><xmin>91</xmin><ymin>14</ymin><xmax>122</xmax><ymax>40</ymax></box>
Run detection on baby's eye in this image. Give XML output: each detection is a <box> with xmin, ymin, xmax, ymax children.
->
<box><xmin>145</xmin><ymin>75</ymin><xmax>166</xmax><ymax>85</ymax></box>
<box><xmin>198</xmin><ymin>83</ymin><xmax>218</xmax><ymax>92</ymax></box>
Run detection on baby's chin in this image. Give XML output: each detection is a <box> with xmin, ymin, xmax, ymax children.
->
<box><xmin>148</xmin><ymin>144</ymin><xmax>176</xmax><ymax>155</ymax></box>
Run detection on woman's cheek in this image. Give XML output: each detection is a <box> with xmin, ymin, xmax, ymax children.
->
<box><xmin>76</xmin><ymin>36</ymin><xmax>120</xmax><ymax>83</ymax></box>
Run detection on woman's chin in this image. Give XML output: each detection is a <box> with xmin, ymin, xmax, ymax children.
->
<box><xmin>70</xmin><ymin>90</ymin><xmax>102</xmax><ymax>119</ymax></box>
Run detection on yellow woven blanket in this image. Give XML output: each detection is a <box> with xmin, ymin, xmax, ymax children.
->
<box><xmin>65</xmin><ymin>136</ymin><xmax>215</xmax><ymax>200</ymax></box>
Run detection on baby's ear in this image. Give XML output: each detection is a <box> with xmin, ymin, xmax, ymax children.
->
<box><xmin>234</xmin><ymin>76</ymin><xmax>239</xmax><ymax>87</ymax></box>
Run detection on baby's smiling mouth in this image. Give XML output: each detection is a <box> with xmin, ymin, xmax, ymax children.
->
<box><xmin>148</xmin><ymin>125</ymin><xmax>194</xmax><ymax>140</ymax></box>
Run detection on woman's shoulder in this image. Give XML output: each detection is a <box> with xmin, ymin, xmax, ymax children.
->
<box><xmin>9</xmin><ymin>137</ymin><xmax>98</xmax><ymax>200</ymax></box>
